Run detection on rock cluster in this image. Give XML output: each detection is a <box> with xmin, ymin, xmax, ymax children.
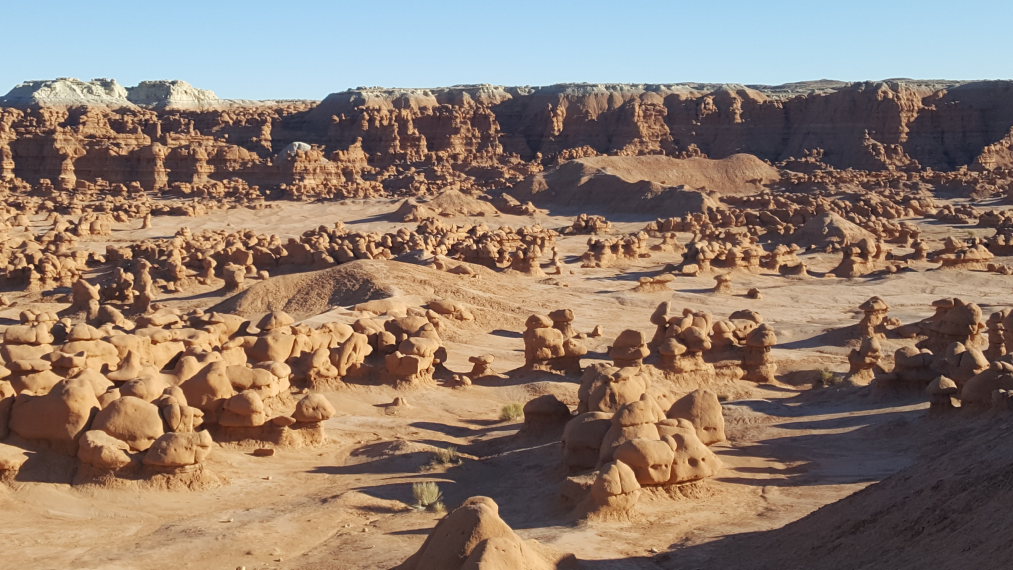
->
<box><xmin>565</xmin><ymin>213</ymin><xmax>614</xmax><ymax>235</ymax></box>
<box><xmin>871</xmin><ymin>298</ymin><xmax>1013</xmax><ymax>410</ymax></box>
<box><xmin>649</xmin><ymin>302</ymin><xmax>776</xmax><ymax>383</ymax></box>
<box><xmin>523</xmin><ymin>310</ymin><xmax>589</xmax><ymax>374</ymax></box>
<box><xmin>563</xmin><ymin>373</ymin><xmax>724</xmax><ymax>518</ymax></box>
<box><xmin>0</xmin><ymin>307</ymin><xmax>341</xmax><ymax>485</ymax></box>
<box><xmin>85</xmin><ymin>219</ymin><xmax>559</xmax><ymax>301</ymax></box>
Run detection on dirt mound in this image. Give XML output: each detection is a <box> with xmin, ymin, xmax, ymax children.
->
<box><xmin>574</xmin><ymin>154</ymin><xmax>781</xmax><ymax>192</ymax></box>
<box><xmin>210</xmin><ymin>259</ymin><xmax>531</xmax><ymax>327</ymax></box>
<box><xmin>210</xmin><ymin>261</ymin><xmax>398</xmax><ymax>317</ymax></box>
<box><xmin>671</xmin><ymin>418</ymin><xmax>1013</xmax><ymax>570</ymax></box>
<box><xmin>791</xmin><ymin>212</ymin><xmax>875</xmax><ymax>248</ymax></box>
<box><xmin>510</xmin><ymin>154</ymin><xmax>778</xmax><ymax>215</ymax></box>
<box><xmin>394</xmin><ymin>189</ymin><xmax>501</xmax><ymax>220</ymax></box>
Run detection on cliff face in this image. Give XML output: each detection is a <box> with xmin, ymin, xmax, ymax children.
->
<box><xmin>3</xmin><ymin>79</ymin><xmax>1013</xmax><ymax>195</ymax></box>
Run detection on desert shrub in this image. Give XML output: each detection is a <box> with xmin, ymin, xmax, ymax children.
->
<box><xmin>818</xmin><ymin>368</ymin><xmax>837</xmax><ymax>387</ymax></box>
<box><xmin>411</xmin><ymin>481</ymin><xmax>445</xmax><ymax>512</ymax></box>
<box><xmin>431</xmin><ymin>446</ymin><xmax>461</xmax><ymax>465</ymax></box>
<box><xmin>499</xmin><ymin>402</ymin><xmax>524</xmax><ymax>422</ymax></box>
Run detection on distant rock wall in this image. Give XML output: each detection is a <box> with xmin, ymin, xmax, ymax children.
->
<box><xmin>2</xmin><ymin>79</ymin><xmax>1013</xmax><ymax>195</ymax></box>
<box><xmin>126</xmin><ymin>80</ymin><xmax>221</xmax><ymax>110</ymax></box>
<box><xmin>0</xmin><ymin>78</ymin><xmax>223</xmax><ymax>110</ymax></box>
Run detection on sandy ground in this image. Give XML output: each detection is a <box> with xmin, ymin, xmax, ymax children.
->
<box><xmin>1</xmin><ymin>197</ymin><xmax>1008</xmax><ymax>569</ymax></box>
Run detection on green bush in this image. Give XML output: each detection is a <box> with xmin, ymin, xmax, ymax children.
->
<box><xmin>818</xmin><ymin>368</ymin><xmax>837</xmax><ymax>387</ymax></box>
<box><xmin>499</xmin><ymin>402</ymin><xmax>524</xmax><ymax>422</ymax></box>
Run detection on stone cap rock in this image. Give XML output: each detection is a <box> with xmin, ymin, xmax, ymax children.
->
<box><xmin>0</xmin><ymin>78</ymin><xmax>227</xmax><ymax>109</ymax></box>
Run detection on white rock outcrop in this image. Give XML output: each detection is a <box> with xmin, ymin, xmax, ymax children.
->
<box><xmin>126</xmin><ymin>80</ymin><xmax>220</xmax><ymax>109</ymax></box>
<box><xmin>1</xmin><ymin>78</ymin><xmax>134</xmax><ymax>107</ymax></box>
<box><xmin>0</xmin><ymin>78</ymin><xmax>223</xmax><ymax>109</ymax></box>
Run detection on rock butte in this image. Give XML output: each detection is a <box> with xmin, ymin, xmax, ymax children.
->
<box><xmin>1</xmin><ymin>77</ymin><xmax>1013</xmax><ymax>569</ymax></box>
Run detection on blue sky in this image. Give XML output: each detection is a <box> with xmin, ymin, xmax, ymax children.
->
<box><xmin>4</xmin><ymin>0</ymin><xmax>1011</xmax><ymax>100</ymax></box>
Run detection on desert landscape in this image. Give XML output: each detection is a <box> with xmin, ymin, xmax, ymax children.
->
<box><xmin>2</xmin><ymin>75</ymin><xmax>1013</xmax><ymax>570</ymax></box>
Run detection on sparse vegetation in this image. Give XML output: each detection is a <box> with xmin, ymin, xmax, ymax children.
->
<box><xmin>411</xmin><ymin>481</ymin><xmax>445</xmax><ymax>513</ymax></box>
<box><xmin>500</xmin><ymin>402</ymin><xmax>524</xmax><ymax>422</ymax></box>
<box><xmin>818</xmin><ymin>368</ymin><xmax>838</xmax><ymax>387</ymax></box>
<box><xmin>420</xmin><ymin>447</ymin><xmax>464</xmax><ymax>473</ymax></box>
<box><xmin>431</xmin><ymin>446</ymin><xmax>461</xmax><ymax>466</ymax></box>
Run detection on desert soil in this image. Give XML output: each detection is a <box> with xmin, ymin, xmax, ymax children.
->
<box><xmin>1</xmin><ymin>197</ymin><xmax>1007</xmax><ymax>569</ymax></box>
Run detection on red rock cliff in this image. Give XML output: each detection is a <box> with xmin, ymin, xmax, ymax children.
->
<box><xmin>3</xmin><ymin>79</ymin><xmax>1013</xmax><ymax>196</ymax></box>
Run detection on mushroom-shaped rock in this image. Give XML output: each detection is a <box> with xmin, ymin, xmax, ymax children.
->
<box><xmin>523</xmin><ymin>314</ymin><xmax>565</xmax><ymax>368</ymax></box>
<box><xmin>9</xmin><ymin>359</ymin><xmax>62</xmax><ymax>394</ymax></box>
<box><xmin>857</xmin><ymin>296</ymin><xmax>891</xmax><ymax>338</ymax></box>
<box><xmin>888</xmin><ymin>346</ymin><xmax>936</xmax><ymax>387</ymax></box>
<box><xmin>384</xmin><ymin>337</ymin><xmax>440</xmax><ymax>385</ymax></box>
<box><xmin>742</xmin><ymin>323</ymin><xmax>778</xmax><ymax>382</ymax></box>
<box><xmin>219</xmin><ymin>390</ymin><xmax>267</xmax><ymax>427</ymax></box>
<box><xmin>713</xmin><ymin>273</ymin><xmax>732</xmax><ymax>294</ymax></box>
<box><xmin>649</xmin><ymin>301</ymin><xmax>673</xmax><ymax>346</ymax></box>
<box><xmin>222</xmin><ymin>264</ymin><xmax>246</xmax><ymax>292</ymax></box>
<box><xmin>143</xmin><ymin>430</ymin><xmax>213</xmax><ymax>468</ymax></box>
<box><xmin>467</xmin><ymin>354</ymin><xmax>496</xmax><ymax>379</ymax></box>
<box><xmin>395</xmin><ymin>496</ymin><xmax>559</xmax><ymax>570</ymax></box>
<box><xmin>656</xmin><ymin>336</ymin><xmax>687</xmax><ymax>369</ymax></box>
<box><xmin>608</xmin><ymin>329</ymin><xmax>650</xmax><ymax>367</ymax></box>
<box><xmin>927</xmin><ymin>376</ymin><xmax>961</xmax><ymax>413</ymax></box>
<box><xmin>293</xmin><ymin>393</ymin><xmax>335</xmax><ymax>423</ymax></box>
<box><xmin>845</xmin><ymin>336</ymin><xmax>885</xmax><ymax>385</ymax></box>
<box><xmin>548</xmin><ymin>308</ymin><xmax>577</xmax><ymax>338</ymax></box>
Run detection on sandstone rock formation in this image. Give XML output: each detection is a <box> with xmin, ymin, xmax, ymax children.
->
<box><xmin>6</xmin><ymin>80</ymin><xmax>1013</xmax><ymax>203</ymax></box>
<box><xmin>523</xmin><ymin>312</ymin><xmax>587</xmax><ymax>374</ymax></box>
<box><xmin>396</xmin><ymin>496</ymin><xmax>565</xmax><ymax>570</ymax></box>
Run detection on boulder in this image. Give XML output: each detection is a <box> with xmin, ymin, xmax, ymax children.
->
<box><xmin>143</xmin><ymin>430</ymin><xmax>213</xmax><ymax>468</ymax></box>
<box><xmin>91</xmin><ymin>395</ymin><xmax>165</xmax><ymax>451</ymax></box>
<box><xmin>77</xmin><ymin>429</ymin><xmax>133</xmax><ymax>470</ymax></box>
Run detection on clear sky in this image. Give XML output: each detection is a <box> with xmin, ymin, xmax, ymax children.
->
<box><xmin>4</xmin><ymin>0</ymin><xmax>1011</xmax><ymax>100</ymax></box>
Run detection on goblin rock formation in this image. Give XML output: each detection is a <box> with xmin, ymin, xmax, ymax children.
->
<box><xmin>396</xmin><ymin>496</ymin><xmax>567</xmax><ymax>569</ymax></box>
